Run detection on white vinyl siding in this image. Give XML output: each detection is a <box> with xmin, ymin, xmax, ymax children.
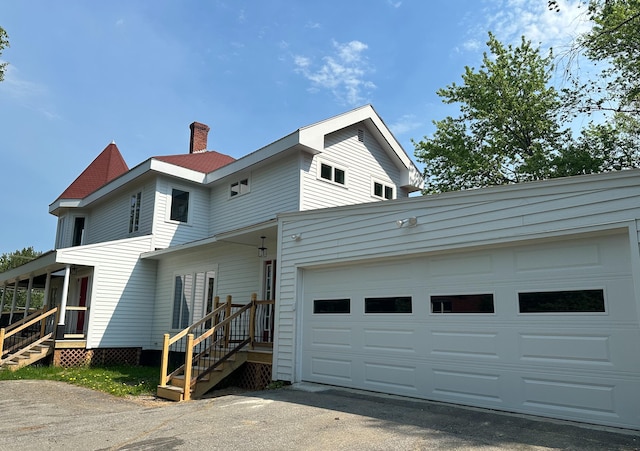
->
<box><xmin>153</xmin><ymin>177</ymin><xmax>210</xmax><ymax>249</ymax></box>
<box><xmin>208</xmin><ymin>156</ymin><xmax>299</xmax><ymax>234</ymax></box>
<box><xmin>56</xmin><ymin>236</ymin><xmax>156</xmax><ymax>349</ymax></box>
<box><xmin>150</xmin><ymin>241</ymin><xmax>261</xmax><ymax>346</ymax></box>
<box><xmin>84</xmin><ymin>179</ymin><xmax>155</xmax><ymax>244</ymax></box>
<box><xmin>301</xmin><ymin>125</ymin><xmax>402</xmax><ymax>211</ymax></box>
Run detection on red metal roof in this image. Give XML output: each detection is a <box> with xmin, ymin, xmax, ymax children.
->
<box><xmin>154</xmin><ymin>151</ymin><xmax>235</xmax><ymax>173</ymax></box>
<box><xmin>57</xmin><ymin>143</ymin><xmax>129</xmax><ymax>200</ymax></box>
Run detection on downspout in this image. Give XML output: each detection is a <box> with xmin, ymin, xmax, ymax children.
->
<box><xmin>56</xmin><ymin>265</ymin><xmax>71</xmax><ymax>339</ymax></box>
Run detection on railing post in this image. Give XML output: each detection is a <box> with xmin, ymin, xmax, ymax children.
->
<box><xmin>39</xmin><ymin>305</ymin><xmax>50</xmax><ymax>339</ymax></box>
<box><xmin>183</xmin><ymin>333</ymin><xmax>194</xmax><ymax>401</ymax></box>
<box><xmin>249</xmin><ymin>293</ymin><xmax>257</xmax><ymax>349</ymax></box>
<box><xmin>0</xmin><ymin>328</ymin><xmax>5</xmax><ymax>358</ymax></box>
<box><xmin>160</xmin><ymin>333</ymin><xmax>170</xmax><ymax>386</ymax></box>
<box><xmin>224</xmin><ymin>295</ymin><xmax>232</xmax><ymax>349</ymax></box>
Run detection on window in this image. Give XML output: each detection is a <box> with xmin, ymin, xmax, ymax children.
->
<box><xmin>72</xmin><ymin>217</ymin><xmax>85</xmax><ymax>246</ymax></box>
<box><xmin>230</xmin><ymin>178</ymin><xmax>250</xmax><ymax>197</ymax></box>
<box><xmin>170</xmin><ymin>188</ymin><xmax>189</xmax><ymax>223</ymax></box>
<box><xmin>172</xmin><ymin>270</ymin><xmax>216</xmax><ymax>329</ymax></box>
<box><xmin>318</xmin><ymin>161</ymin><xmax>347</xmax><ymax>186</ymax></box>
<box><xmin>373</xmin><ymin>181</ymin><xmax>394</xmax><ymax>200</ymax></box>
<box><xmin>129</xmin><ymin>192</ymin><xmax>142</xmax><ymax>233</ymax></box>
<box><xmin>365</xmin><ymin>296</ymin><xmax>412</xmax><ymax>313</ymax></box>
<box><xmin>431</xmin><ymin>294</ymin><xmax>495</xmax><ymax>313</ymax></box>
<box><xmin>314</xmin><ymin>298</ymin><xmax>351</xmax><ymax>314</ymax></box>
<box><xmin>519</xmin><ymin>289</ymin><xmax>605</xmax><ymax>313</ymax></box>
<box><xmin>55</xmin><ymin>217</ymin><xmax>65</xmax><ymax>248</ymax></box>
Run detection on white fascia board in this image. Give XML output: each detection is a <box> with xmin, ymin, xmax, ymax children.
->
<box><xmin>203</xmin><ymin>131</ymin><xmax>321</xmax><ymax>185</ymax></box>
<box><xmin>141</xmin><ymin>235</ymin><xmax>219</xmax><ymax>260</ymax></box>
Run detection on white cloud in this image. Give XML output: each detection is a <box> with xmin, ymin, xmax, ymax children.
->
<box><xmin>294</xmin><ymin>40</ymin><xmax>376</xmax><ymax>106</ymax></box>
<box><xmin>0</xmin><ymin>64</ymin><xmax>59</xmax><ymax>119</ymax></box>
<box><xmin>387</xmin><ymin>0</ymin><xmax>402</xmax><ymax>8</ymax></box>
<box><xmin>388</xmin><ymin>114</ymin><xmax>423</xmax><ymax>136</ymax></box>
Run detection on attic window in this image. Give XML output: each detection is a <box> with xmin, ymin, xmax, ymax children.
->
<box><xmin>357</xmin><ymin>129</ymin><xmax>365</xmax><ymax>142</ymax></box>
<box><xmin>230</xmin><ymin>178</ymin><xmax>250</xmax><ymax>197</ymax></box>
<box><xmin>318</xmin><ymin>160</ymin><xmax>347</xmax><ymax>186</ymax></box>
<box><xmin>372</xmin><ymin>180</ymin><xmax>394</xmax><ymax>200</ymax></box>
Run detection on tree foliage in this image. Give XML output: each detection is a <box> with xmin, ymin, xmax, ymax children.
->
<box><xmin>0</xmin><ymin>26</ymin><xmax>9</xmax><ymax>82</ymax></box>
<box><xmin>0</xmin><ymin>248</ymin><xmax>44</xmax><ymax>312</ymax></box>
<box><xmin>414</xmin><ymin>33</ymin><xmax>570</xmax><ymax>193</ymax></box>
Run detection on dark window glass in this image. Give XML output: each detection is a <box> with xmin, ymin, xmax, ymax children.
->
<box><xmin>314</xmin><ymin>299</ymin><xmax>350</xmax><ymax>314</ymax></box>
<box><xmin>431</xmin><ymin>294</ymin><xmax>494</xmax><ymax>313</ymax></box>
<box><xmin>334</xmin><ymin>168</ymin><xmax>345</xmax><ymax>185</ymax></box>
<box><xmin>72</xmin><ymin>217</ymin><xmax>85</xmax><ymax>246</ymax></box>
<box><xmin>384</xmin><ymin>186</ymin><xmax>393</xmax><ymax>199</ymax></box>
<box><xmin>320</xmin><ymin>163</ymin><xmax>332</xmax><ymax>180</ymax></box>
<box><xmin>365</xmin><ymin>296</ymin><xmax>412</xmax><ymax>313</ymax></box>
<box><xmin>170</xmin><ymin>189</ymin><xmax>189</xmax><ymax>222</ymax></box>
<box><xmin>374</xmin><ymin>182</ymin><xmax>383</xmax><ymax>197</ymax></box>
<box><xmin>519</xmin><ymin>290</ymin><xmax>605</xmax><ymax>313</ymax></box>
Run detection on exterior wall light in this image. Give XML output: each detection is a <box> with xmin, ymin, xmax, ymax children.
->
<box><xmin>258</xmin><ymin>236</ymin><xmax>267</xmax><ymax>257</ymax></box>
<box><xmin>396</xmin><ymin>217</ymin><xmax>418</xmax><ymax>228</ymax></box>
<box><xmin>291</xmin><ymin>234</ymin><xmax>302</xmax><ymax>241</ymax></box>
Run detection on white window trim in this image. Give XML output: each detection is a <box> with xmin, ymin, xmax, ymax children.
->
<box><xmin>317</xmin><ymin>158</ymin><xmax>348</xmax><ymax>187</ymax></box>
<box><xmin>371</xmin><ymin>177</ymin><xmax>395</xmax><ymax>200</ymax></box>
<box><xmin>166</xmin><ymin>185</ymin><xmax>191</xmax><ymax>224</ymax></box>
<box><xmin>229</xmin><ymin>176</ymin><xmax>251</xmax><ymax>199</ymax></box>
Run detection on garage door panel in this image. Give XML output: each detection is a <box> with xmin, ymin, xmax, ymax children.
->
<box><xmin>301</xmin><ymin>232</ymin><xmax>640</xmax><ymax>429</ymax></box>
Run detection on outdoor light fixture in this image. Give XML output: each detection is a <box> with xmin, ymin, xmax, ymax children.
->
<box><xmin>258</xmin><ymin>236</ymin><xmax>268</xmax><ymax>257</ymax></box>
<box><xmin>291</xmin><ymin>233</ymin><xmax>302</xmax><ymax>241</ymax></box>
<box><xmin>396</xmin><ymin>217</ymin><xmax>418</xmax><ymax>228</ymax></box>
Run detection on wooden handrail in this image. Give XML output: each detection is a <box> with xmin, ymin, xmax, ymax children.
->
<box><xmin>166</xmin><ymin>303</ymin><xmax>228</xmax><ymax>347</ymax></box>
<box><xmin>3</xmin><ymin>308</ymin><xmax>45</xmax><ymax>333</ymax></box>
<box><xmin>0</xmin><ymin>307</ymin><xmax>58</xmax><ymax>359</ymax></box>
<box><xmin>192</xmin><ymin>302</ymin><xmax>252</xmax><ymax>347</ymax></box>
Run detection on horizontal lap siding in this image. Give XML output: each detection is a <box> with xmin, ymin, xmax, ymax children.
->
<box><xmin>58</xmin><ymin>236</ymin><xmax>156</xmax><ymax>349</ymax></box>
<box><xmin>149</xmin><ymin>242</ymin><xmax>261</xmax><ymax>349</ymax></box>
<box><xmin>208</xmin><ymin>156</ymin><xmax>299</xmax><ymax>234</ymax></box>
<box><xmin>274</xmin><ymin>175</ymin><xmax>640</xmax><ymax>381</ymax></box>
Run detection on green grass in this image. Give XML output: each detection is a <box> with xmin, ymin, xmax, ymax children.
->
<box><xmin>0</xmin><ymin>365</ymin><xmax>160</xmax><ymax>397</ymax></box>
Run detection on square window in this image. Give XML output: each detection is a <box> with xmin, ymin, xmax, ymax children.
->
<box><xmin>334</xmin><ymin>168</ymin><xmax>345</xmax><ymax>185</ymax></box>
<box><xmin>230</xmin><ymin>178</ymin><xmax>250</xmax><ymax>197</ymax></box>
<box><xmin>320</xmin><ymin>163</ymin><xmax>332</xmax><ymax>181</ymax></box>
<box><xmin>384</xmin><ymin>186</ymin><xmax>393</xmax><ymax>200</ymax></box>
<box><xmin>374</xmin><ymin>182</ymin><xmax>383</xmax><ymax>197</ymax></box>
<box><xmin>170</xmin><ymin>189</ymin><xmax>189</xmax><ymax>223</ymax></box>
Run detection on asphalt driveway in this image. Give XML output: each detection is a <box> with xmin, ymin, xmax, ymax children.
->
<box><xmin>0</xmin><ymin>380</ymin><xmax>638</xmax><ymax>450</ymax></box>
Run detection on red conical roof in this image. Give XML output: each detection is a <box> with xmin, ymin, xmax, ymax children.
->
<box><xmin>57</xmin><ymin>142</ymin><xmax>129</xmax><ymax>200</ymax></box>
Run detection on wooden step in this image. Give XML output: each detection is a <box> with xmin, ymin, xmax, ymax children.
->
<box><xmin>156</xmin><ymin>385</ymin><xmax>185</xmax><ymax>402</ymax></box>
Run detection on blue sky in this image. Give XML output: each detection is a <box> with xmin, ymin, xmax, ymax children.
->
<box><xmin>0</xmin><ymin>0</ymin><xmax>590</xmax><ymax>255</ymax></box>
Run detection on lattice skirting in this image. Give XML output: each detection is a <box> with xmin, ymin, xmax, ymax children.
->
<box><xmin>228</xmin><ymin>362</ymin><xmax>272</xmax><ymax>390</ymax></box>
<box><xmin>53</xmin><ymin>348</ymin><xmax>141</xmax><ymax>367</ymax></box>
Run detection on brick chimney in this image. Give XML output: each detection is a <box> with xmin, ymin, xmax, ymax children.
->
<box><xmin>189</xmin><ymin>122</ymin><xmax>210</xmax><ymax>153</ymax></box>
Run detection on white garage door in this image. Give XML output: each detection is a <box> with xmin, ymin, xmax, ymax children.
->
<box><xmin>301</xmin><ymin>232</ymin><xmax>640</xmax><ymax>430</ymax></box>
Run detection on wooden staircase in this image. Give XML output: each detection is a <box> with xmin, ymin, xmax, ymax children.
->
<box><xmin>156</xmin><ymin>294</ymin><xmax>274</xmax><ymax>401</ymax></box>
<box><xmin>0</xmin><ymin>307</ymin><xmax>58</xmax><ymax>372</ymax></box>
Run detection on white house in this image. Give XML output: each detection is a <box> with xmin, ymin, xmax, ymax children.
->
<box><xmin>275</xmin><ymin>169</ymin><xmax>640</xmax><ymax>430</ymax></box>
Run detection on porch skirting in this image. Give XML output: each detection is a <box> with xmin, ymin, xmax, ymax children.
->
<box><xmin>53</xmin><ymin>347</ymin><xmax>141</xmax><ymax>367</ymax></box>
<box><xmin>229</xmin><ymin>362</ymin><xmax>273</xmax><ymax>390</ymax></box>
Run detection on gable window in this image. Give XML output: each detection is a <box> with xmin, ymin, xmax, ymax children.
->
<box><xmin>72</xmin><ymin>217</ymin><xmax>85</xmax><ymax>247</ymax></box>
<box><xmin>372</xmin><ymin>180</ymin><xmax>394</xmax><ymax>200</ymax></box>
<box><xmin>170</xmin><ymin>188</ymin><xmax>189</xmax><ymax>223</ymax></box>
<box><xmin>129</xmin><ymin>192</ymin><xmax>142</xmax><ymax>233</ymax></box>
<box><xmin>230</xmin><ymin>178</ymin><xmax>250</xmax><ymax>197</ymax></box>
<box><xmin>365</xmin><ymin>296</ymin><xmax>412</xmax><ymax>314</ymax></box>
<box><xmin>318</xmin><ymin>160</ymin><xmax>347</xmax><ymax>186</ymax></box>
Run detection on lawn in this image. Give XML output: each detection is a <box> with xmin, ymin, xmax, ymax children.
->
<box><xmin>0</xmin><ymin>365</ymin><xmax>160</xmax><ymax>396</ymax></box>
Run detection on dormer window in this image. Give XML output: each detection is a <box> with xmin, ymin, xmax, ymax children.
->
<box><xmin>230</xmin><ymin>178</ymin><xmax>250</xmax><ymax>197</ymax></box>
<box><xmin>318</xmin><ymin>160</ymin><xmax>347</xmax><ymax>186</ymax></box>
<box><xmin>372</xmin><ymin>180</ymin><xmax>394</xmax><ymax>200</ymax></box>
<box><xmin>170</xmin><ymin>188</ymin><xmax>190</xmax><ymax>223</ymax></box>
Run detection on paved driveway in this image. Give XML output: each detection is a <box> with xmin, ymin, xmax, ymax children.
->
<box><xmin>0</xmin><ymin>380</ymin><xmax>638</xmax><ymax>450</ymax></box>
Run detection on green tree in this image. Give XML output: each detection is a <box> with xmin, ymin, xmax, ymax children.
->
<box><xmin>0</xmin><ymin>26</ymin><xmax>9</xmax><ymax>82</ymax></box>
<box><xmin>0</xmin><ymin>247</ymin><xmax>45</xmax><ymax>312</ymax></box>
<box><xmin>414</xmin><ymin>33</ymin><xmax>569</xmax><ymax>193</ymax></box>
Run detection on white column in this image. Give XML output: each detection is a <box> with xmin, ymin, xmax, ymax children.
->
<box><xmin>24</xmin><ymin>275</ymin><xmax>34</xmax><ymax>319</ymax></box>
<box><xmin>58</xmin><ymin>265</ymin><xmax>71</xmax><ymax>326</ymax></box>
<box><xmin>43</xmin><ymin>272</ymin><xmax>52</xmax><ymax>309</ymax></box>
<box><xmin>9</xmin><ymin>280</ymin><xmax>19</xmax><ymax>324</ymax></box>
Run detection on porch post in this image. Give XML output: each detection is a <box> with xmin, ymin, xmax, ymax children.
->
<box><xmin>24</xmin><ymin>275</ymin><xmax>34</xmax><ymax>319</ymax></box>
<box><xmin>9</xmin><ymin>280</ymin><xmax>19</xmax><ymax>324</ymax></box>
<box><xmin>0</xmin><ymin>283</ymin><xmax>6</xmax><ymax>320</ymax></box>
<box><xmin>56</xmin><ymin>264</ymin><xmax>71</xmax><ymax>339</ymax></box>
<box><xmin>43</xmin><ymin>272</ymin><xmax>52</xmax><ymax>309</ymax></box>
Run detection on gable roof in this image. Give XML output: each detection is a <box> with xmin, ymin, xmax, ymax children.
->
<box><xmin>154</xmin><ymin>151</ymin><xmax>235</xmax><ymax>173</ymax></box>
<box><xmin>56</xmin><ymin>142</ymin><xmax>129</xmax><ymax>201</ymax></box>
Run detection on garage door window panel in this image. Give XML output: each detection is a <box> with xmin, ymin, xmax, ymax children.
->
<box><xmin>431</xmin><ymin>294</ymin><xmax>495</xmax><ymax>313</ymax></box>
<box><xmin>314</xmin><ymin>298</ymin><xmax>350</xmax><ymax>314</ymax></box>
<box><xmin>518</xmin><ymin>289</ymin><xmax>605</xmax><ymax>313</ymax></box>
<box><xmin>365</xmin><ymin>296</ymin><xmax>412</xmax><ymax>314</ymax></box>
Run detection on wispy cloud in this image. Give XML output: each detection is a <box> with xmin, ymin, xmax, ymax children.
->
<box><xmin>0</xmin><ymin>64</ymin><xmax>59</xmax><ymax>119</ymax></box>
<box><xmin>294</xmin><ymin>40</ymin><xmax>376</xmax><ymax>106</ymax></box>
<box><xmin>387</xmin><ymin>0</ymin><xmax>402</xmax><ymax>8</ymax></box>
<box><xmin>388</xmin><ymin>114</ymin><xmax>423</xmax><ymax>136</ymax></box>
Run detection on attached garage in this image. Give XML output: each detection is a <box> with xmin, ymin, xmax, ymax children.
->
<box><xmin>275</xmin><ymin>171</ymin><xmax>640</xmax><ymax>430</ymax></box>
<box><xmin>300</xmin><ymin>232</ymin><xmax>639</xmax><ymax>429</ymax></box>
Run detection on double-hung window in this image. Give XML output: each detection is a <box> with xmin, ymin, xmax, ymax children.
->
<box><xmin>170</xmin><ymin>188</ymin><xmax>190</xmax><ymax>223</ymax></box>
